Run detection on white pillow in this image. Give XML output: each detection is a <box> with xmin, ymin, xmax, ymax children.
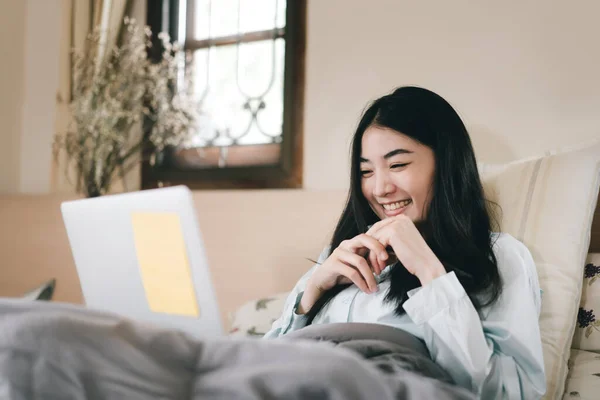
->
<box><xmin>479</xmin><ymin>139</ymin><xmax>600</xmax><ymax>399</ymax></box>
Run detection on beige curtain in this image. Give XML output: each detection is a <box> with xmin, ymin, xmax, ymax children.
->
<box><xmin>51</xmin><ymin>0</ymin><xmax>130</xmax><ymax>194</ymax></box>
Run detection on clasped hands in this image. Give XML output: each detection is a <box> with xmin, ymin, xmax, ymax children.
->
<box><xmin>304</xmin><ymin>215</ymin><xmax>446</xmax><ymax>302</ymax></box>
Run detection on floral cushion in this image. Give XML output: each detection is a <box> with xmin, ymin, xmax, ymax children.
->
<box><xmin>563</xmin><ymin>349</ymin><xmax>600</xmax><ymax>399</ymax></box>
<box><xmin>227</xmin><ymin>292</ymin><xmax>288</xmax><ymax>338</ymax></box>
<box><xmin>572</xmin><ymin>254</ymin><xmax>600</xmax><ymax>353</ymax></box>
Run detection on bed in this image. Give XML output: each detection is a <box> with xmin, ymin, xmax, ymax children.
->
<box><xmin>0</xmin><ymin>140</ymin><xmax>598</xmax><ymax>399</ymax></box>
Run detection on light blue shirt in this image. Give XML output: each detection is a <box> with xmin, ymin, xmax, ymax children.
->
<box><xmin>263</xmin><ymin>233</ymin><xmax>546</xmax><ymax>399</ymax></box>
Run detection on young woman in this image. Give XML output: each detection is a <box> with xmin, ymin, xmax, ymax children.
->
<box><xmin>264</xmin><ymin>87</ymin><xmax>546</xmax><ymax>399</ymax></box>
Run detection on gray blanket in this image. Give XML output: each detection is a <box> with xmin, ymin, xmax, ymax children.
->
<box><xmin>0</xmin><ymin>299</ymin><xmax>476</xmax><ymax>399</ymax></box>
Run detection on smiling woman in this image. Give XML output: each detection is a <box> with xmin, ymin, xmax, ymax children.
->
<box><xmin>359</xmin><ymin>128</ymin><xmax>435</xmax><ymax>221</ymax></box>
<box><xmin>263</xmin><ymin>86</ymin><xmax>547</xmax><ymax>399</ymax></box>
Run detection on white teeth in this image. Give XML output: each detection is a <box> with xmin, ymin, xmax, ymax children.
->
<box><xmin>382</xmin><ymin>200</ymin><xmax>411</xmax><ymax>211</ymax></box>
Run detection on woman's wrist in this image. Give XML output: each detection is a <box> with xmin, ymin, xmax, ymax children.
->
<box><xmin>296</xmin><ymin>285</ymin><xmax>323</xmax><ymax>315</ymax></box>
<box><xmin>417</xmin><ymin>260</ymin><xmax>447</xmax><ymax>286</ymax></box>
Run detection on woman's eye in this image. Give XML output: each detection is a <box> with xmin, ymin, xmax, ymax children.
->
<box><xmin>360</xmin><ymin>170</ymin><xmax>373</xmax><ymax>177</ymax></box>
<box><xmin>391</xmin><ymin>163</ymin><xmax>409</xmax><ymax>169</ymax></box>
<box><xmin>390</xmin><ymin>163</ymin><xmax>410</xmax><ymax>168</ymax></box>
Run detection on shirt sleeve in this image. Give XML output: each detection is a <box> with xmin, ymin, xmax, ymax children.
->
<box><xmin>402</xmin><ymin>236</ymin><xmax>546</xmax><ymax>399</ymax></box>
<box><xmin>262</xmin><ymin>246</ymin><xmax>331</xmax><ymax>339</ymax></box>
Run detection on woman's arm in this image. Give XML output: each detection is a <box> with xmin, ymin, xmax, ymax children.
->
<box><xmin>265</xmin><ymin>232</ymin><xmax>389</xmax><ymax>338</ymax></box>
<box><xmin>262</xmin><ymin>247</ymin><xmax>331</xmax><ymax>339</ymax></box>
<box><xmin>402</xmin><ymin>235</ymin><xmax>546</xmax><ymax>399</ymax></box>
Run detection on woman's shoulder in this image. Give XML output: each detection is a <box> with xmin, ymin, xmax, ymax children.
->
<box><xmin>490</xmin><ymin>232</ymin><xmax>538</xmax><ymax>286</ymax></box>
<box><xmin>490</xmin><ymin>232</ymin><xmax>533</xmax><ymax>259</ymax></box>
<box><xmin>490</xmin><ymin>232</ymin><xmax>529</xmax><ymax>253</ymax></box>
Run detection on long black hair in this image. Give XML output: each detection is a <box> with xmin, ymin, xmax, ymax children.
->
<box><xmin>306</xmin><ymin>86</ymin><xmax>502</xmax><ymax>324</ymax></box>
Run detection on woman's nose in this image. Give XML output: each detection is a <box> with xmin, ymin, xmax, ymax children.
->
<box><xmin>373</xmin><ymin>171</ymin><xmax>394</xmax><ymax>197</ymax></box>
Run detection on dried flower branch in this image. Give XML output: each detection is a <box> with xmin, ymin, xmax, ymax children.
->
<box><xmin>53</xmin><ymin>17</ymin><xmax>200</xmax><ymax>197</ymax></box>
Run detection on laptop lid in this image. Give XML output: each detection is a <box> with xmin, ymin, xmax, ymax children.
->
<box><xmin>61</xmin><ymin>185</ymin><xmax>223</xmax><ymax>339</ymax></box>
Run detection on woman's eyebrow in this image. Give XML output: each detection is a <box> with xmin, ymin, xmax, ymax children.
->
<box><xmin>360</xmin><ymin>148</ymin><xmax>413</xmax><ymax>163</ymax></box>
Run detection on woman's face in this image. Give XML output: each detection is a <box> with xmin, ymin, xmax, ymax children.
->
<box><xmin>360</xmin><ymin>126</ymin><xmax>435</xmax><ymax>222</ymax></box>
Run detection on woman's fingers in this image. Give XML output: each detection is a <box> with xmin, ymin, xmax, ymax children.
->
<box><xmin>335</xmin><ymin>265</ymin><xmax>369</xmax><ymax>293</ymax></box>
<box><xmin>336</xmin><ymin>250</ymin><xmax>378</xmax><ymax>293</ymax></box>
<box><xmin>366</xmin><ymin>217</ymin><xmax>396</xmax><ymax>237</ymax></box>
<box><xmin>367</xmin><ymin>220</ymin><xmax>399</xmax><ymax>264</ymax></box>
<box><xmin>340</xmin><ymin>234</ymin><xmax>388</xmax><ymax>272</ymax></box>
<box><xmin>367</xmin><ymin>250</ymin><xmax>381</xmax><ymax>275</ymax></box>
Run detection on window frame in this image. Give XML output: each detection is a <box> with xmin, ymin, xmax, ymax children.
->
<box><xmin>142</xmin><ymin>0</ymin><xmax>306</xmax><ymax>190</ymax></box>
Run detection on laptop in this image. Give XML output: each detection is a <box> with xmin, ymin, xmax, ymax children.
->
<box><xmin>60</xmin><ymin>185</ymin><xmax>224</xmax><ymax>339</ymax></box>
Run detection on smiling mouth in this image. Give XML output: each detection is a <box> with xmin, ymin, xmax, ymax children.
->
<box><xmin>381</xmin><ymin>199</ymin><xmax>412</xmax><ymax>211</ymax></box>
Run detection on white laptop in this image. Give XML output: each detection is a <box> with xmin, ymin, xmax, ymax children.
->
<box><xmin>60</xmin><ymin>185</ymin><xmax>224</xmax><ymax>339</ymax></box>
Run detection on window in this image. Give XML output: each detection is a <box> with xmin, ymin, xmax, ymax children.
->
<box><xmin>143</xmin><ymin>0</ymin><xmax>306</xmax><ymax>189</ymax></box>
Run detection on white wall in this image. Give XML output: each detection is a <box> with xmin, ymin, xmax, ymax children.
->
<box><xmin>20</xmin><ymin>0</ymin><xmax>62</xmax><ymax>193</ymax></box>
<box><xmin>304</xmin><ymin>0</ymin><xmax>600</xmax><ymax>190</ymax></box>
<box><xmin>3</xmin><ymin>0</ymin><xmax>599</xmax><ymax>193</ymax></box>
<box><xmin>0</xmin><ymin>0</ymin><xmax>26</xmax><ymax>193</ymax></box>
<box><xmin>0</xmin><ymin>0</ymin><xmax>62</xmax><ymax>194</ymax></box>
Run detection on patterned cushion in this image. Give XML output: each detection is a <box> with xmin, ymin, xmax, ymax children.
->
<box><xmin>21</xmin><ymin>279</ymin><xmax>56</xmax><ymax>301</ymax></box>
<box><xmin>572</xmin><ymin>254</ymin><xmax>600</xmax><ymax>353</ymax></box>
<box><xmin>228</xmin><ymin>292</ymin><xmax>288</xmax><ymax>338</ymax></box>
<box><xmin>563</xmin><ymin>349</ymin><xmax>600</xmax><ymax>400</ymax></box>
<box><xmin>478</xmin><ymin>140</ymin><xmax>600</xmax><ymax>399</ymax></box>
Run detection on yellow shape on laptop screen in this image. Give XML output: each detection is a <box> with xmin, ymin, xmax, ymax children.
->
<box><xmin>131</xmin><ymin>212</ymin><xmax>199</xmax><ymax>317</ymax></box>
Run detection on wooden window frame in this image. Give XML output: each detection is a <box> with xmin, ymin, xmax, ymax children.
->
<box><xmin>142</xmin><ymin>0</ymin><xmax>306</xmax><ymax>190</ymax></box>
